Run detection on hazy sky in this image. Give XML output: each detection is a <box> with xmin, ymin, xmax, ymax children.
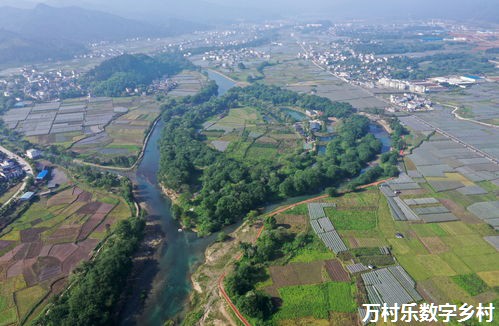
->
<box><xmin>0</xmin><ymin>0</ymin><xmax>498</xmax><ymax>24</ymax></box>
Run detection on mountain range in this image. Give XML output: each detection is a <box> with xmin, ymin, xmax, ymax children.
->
<box><xmin>0</xmin><ymin>0</ymin><xmax>497</xmax><ymax>67</ymax></box>
<box><xmin>0</xmin><ymin>3</ymin><xmax>205</xmax><ymax>66</ymax></box>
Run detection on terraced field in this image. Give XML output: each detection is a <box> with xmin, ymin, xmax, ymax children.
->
<box><xmin>0</xmin><ymin>185</ymin><xmax>131</xmax><ymax>325</ymax></box>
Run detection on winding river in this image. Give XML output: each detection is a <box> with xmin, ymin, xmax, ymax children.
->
<box><xmin>120</xmin><ymin>71</ymin><xmax>391</xmax><ymax>325</ymax></box>
<box><xmin>120</xmin><ymin>70</ymin><xmax>236</xmax><ymax>325</ymax></box>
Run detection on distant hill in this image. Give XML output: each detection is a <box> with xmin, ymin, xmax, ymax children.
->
<box><xmin>0</xmin><ymin>4</ymin><xmax>202</xmax><ymax>66</ymax></box>
<box><xmin>0</xmin><ymin>4</ymin><xmax>172</xmax><ymax>43</ymax></box>
<box><xmin>0</xmin><ymin>29</ymin><xmax>84</xmax><ymax>65</ymax></box>
<box><xmin>37</xmin><ymin>0</ymin><xmax>275</xmax><ymax>24</ymax></box>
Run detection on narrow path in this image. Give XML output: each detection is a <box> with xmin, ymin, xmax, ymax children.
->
<box><xmin>444</xmin><ymin>103</ymin><xmax>499</xmax><ymax>129</ymax></box>
<box><xmin>411</xmin><ymin>115</ymin><xmax>499</xmax><ymax>166</ymax></box>
<box><xmin>217</xmin><ymin>177</ymin><xmax>394</xmax><ymax>325</ymax></box>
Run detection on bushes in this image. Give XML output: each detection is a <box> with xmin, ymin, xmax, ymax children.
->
<box><xmin>237</xmin><ymin>291</ymin><xmax>274</xmax><ymax>320</ymax></box>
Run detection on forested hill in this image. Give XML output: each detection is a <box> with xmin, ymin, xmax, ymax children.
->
<box><xmin>83</xmin><ymin>53</ymin><xmax>194</xmax><ymax>97</ymax></box>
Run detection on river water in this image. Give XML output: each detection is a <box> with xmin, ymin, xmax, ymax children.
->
<box><xmin>121</xmin><ymin>71</ymin><xmax>390</xmax><ymax>325</ymax></box>
<box><xmin>120</xmin><ymin>70</ymin><xmax>235</xmax><ymax>326</ymax></box>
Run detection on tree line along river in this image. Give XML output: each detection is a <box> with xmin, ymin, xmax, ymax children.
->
<box><xmin>120</xmin><ymin>70</ymin><xmax>391</xmax><ymax>325</ymax></box>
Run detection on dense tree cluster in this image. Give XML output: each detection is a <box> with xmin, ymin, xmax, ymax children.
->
<box><xmin>351</xmin><ymin>41</ymin><xmax>444</xmax><ymax>55</ymax></box>
<box><xmin>82</xmin><ymin>53</ymin><xmax>194</xmax><ymax>97</ymax></box>
<box><xmin>159</xmin><ymin>83</ymin><xmax>396</xmax><ymax>234</ymax></box>
<box><xmin>82</xmin><ymin>155</ymin><xmax>138</xmax><ymax>168</ymax></box>
<box><xmin>389</xmin><ymin>117</ymin><xmax>409</xmax><ymax>151</ymax></box>
<box><xmin>389</xmin><ymin>52</ymin><xmax>496</xmax><ymax>80</ymax></box>
<box><xmin>35</xmin><ymin>217</ymin><xmax>145</xmax><ymax>326</ymax></box>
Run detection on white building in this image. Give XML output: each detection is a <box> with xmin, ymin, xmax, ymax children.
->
<box><xmin>26</xmin><ymin>149</ymin><xmax>42</xmax><ymax>159</ymax></box>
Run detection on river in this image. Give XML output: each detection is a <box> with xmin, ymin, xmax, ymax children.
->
<box><xmin>120</xmin><ymin>70</ymin><xmax>235</xmax><ymax>326</ymax></box>
<box><xmin>120</xmin><ymin>70</ymin><xmax>391</xmax><ymax>325</ymax></box>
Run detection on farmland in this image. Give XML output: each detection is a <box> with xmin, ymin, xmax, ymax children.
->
<box><xmin>200</xmin><ymin>105</ymin><xmax>303</xmax><ymax>161</ymax></box>
<box><xmin>369</xmin><ymin>107</ymin><xmax>499</xmax><ymax>310</ymax></box>
<box><xmin>1</xmin><ymin>71</ymin><xmax>206</xmax><ymax>167</ymax></box>
<box><xmin>274</xmin><ymin>282</ymin><xmax>357</xmax><ymax>320</ymax></box>
<box><xmin>71</xmin><ymin>97</ymin><xmax>161</xmax><ymax>164</ymax></box>
<box><xmin>0</xmin><ymin>183</ymin><xmax>131</xmax><ymax>325</ymax></box>
<box><xmin>219</xmin><ymin>176</ymin><xmax>498</xmax><ymax>324</ymax></box>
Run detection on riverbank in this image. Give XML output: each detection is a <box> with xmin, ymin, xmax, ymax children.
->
<box><xmin>359</xmin><ymin>112</ymin><xmax>393</xmax><ymax>134</ymax></box>
<box><xmin>185</xmin><ymin>220</ymin><xmax>262</xmax><ymax>326</ymax></box>
<box><xmin>206</xmin><ymin>68</ymin><xmax>250</xmax><ymax>88</ymax></box>
<box><xmin>159</xmin><ymin>184</ymin><xmax>181</xmax><ymax>203</ymax></box>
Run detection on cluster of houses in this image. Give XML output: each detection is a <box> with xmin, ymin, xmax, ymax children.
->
<box><xmin>377</xmin><ymin>78</ymin><xmax>446</xmax><ymax>94</ymax></box>
<box><xmin>201</xmin><ymin>48</ymin><xmax>271</xmax><ymax>69</ymax></box>
<box><xmin>0</xmin><ymin>156</ymin><xmax>24</xmax><ymax>182</ymax></box>
<box><xmin>387</xmin><ymin>93</ymin><xmax>433</xmax><ymax>112</ymax></box>
<box><xmin>1</xmin><ymin>67</ymin><xmax>83</xmax><ymax>102</ymax></box>
<box><xmin>147</xmin><ymin>77</ymin><xmax>179</xmax><ymax>94</ymax></box>
<box><xmin>296</xmin><ymin>23</ymin><xmax>486</xmax><ymax>94</ymax></box>
<box><xmin>297</xmin><ymin>40</ymin><xmax>394</xmax><ymax>88</ymax></box>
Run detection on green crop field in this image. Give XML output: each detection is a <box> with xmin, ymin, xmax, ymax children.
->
<box><xmin>274</xmin><ymin>282</ymin><xmax>356</xmax><ymax>320</ymax></box>
<box><xmin>290</xmin><ymin>233</ymin><xmax>334</xmax><ymax>263</ymax></box>
<box><xmin>15</xmin><ymin>285</ymin><xmax>46</xmax><ymax>318</ymax></box>
<box><xmin>452</xmin><ymin>273</ymin><xmax>490</xmax><ymax>296</ymax></box>
<box><xmin>0</xmin><ymin>308</ymin><xmax>17</xmax><ymax>326</ymax></box>
<box><xmin>327</xmin><ymin>209</ymin><xmax>377</xmax><ymax>231</ymax></box>
<box><xmin>204</xmin><ymin>104</ymin><xmax>304</xmax><ymax>163</ymax></box>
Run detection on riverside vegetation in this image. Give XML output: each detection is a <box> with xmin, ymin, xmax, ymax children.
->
<box><xmin>158</xmin><ymin>83</ymin><xmax>399</xmax><ymax>235</ymax></box>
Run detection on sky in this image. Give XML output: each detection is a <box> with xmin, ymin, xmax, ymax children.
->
<box><xmin>0</xmin><ymin>0</ymin><xmax>498</xmax><ymax>24</ymax></box>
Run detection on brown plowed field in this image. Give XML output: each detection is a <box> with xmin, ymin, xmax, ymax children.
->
<box><xmin>269</xmin><ymin>261</ymin><xmax>324</xmax><ymax>288</ymax></box>
<box><xmin>35</xmin><ymin>256</ymin><xmax>62</xmax><ymax>282</ymax></box>
<box><xmin>76</xmin><ymin>191</ymin><xmax>93</xmax><ymax>202</ymax></box>
<box><xmin>25</xmin><ymin>242</ymin><xmax>43</xmax><ymax>259</ymax></box>
<box><xmin>78</xmin><ymin>214</ymin><xmax>107</xmax><ymax>241</ymax></box>
<box><xmin>20</xmin><ymin>228</ymin><xmax>47</xmax><ymax>243</ymax></box>
<box><xmin>324</xmin><ymin>259</ymin><xmax>350</xmax><ymax>282</ymax></box>
<box><xmin>47</xmin><ymin>226</ymin><xmax>80</xmax><ymax>243</ymax></box>
<box><xmin>48</xmin><ymin>243</ymin><xmax>78</xmax><ymax>262</ymax></box>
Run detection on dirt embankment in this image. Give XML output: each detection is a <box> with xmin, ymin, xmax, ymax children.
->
<box><xmin>359</xmin><ymin>112</ymin><xmax>393</xmax><ymax>134</ymax></box>
<box><xmin>184</xmin><ymin>221</ymin><xmax>262</xmax><ymax>326</ymax></box>
<box><xmin>160</xmin><ymin>184</ymin><xmax>181</xmax><ymax>203</ymax></box>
